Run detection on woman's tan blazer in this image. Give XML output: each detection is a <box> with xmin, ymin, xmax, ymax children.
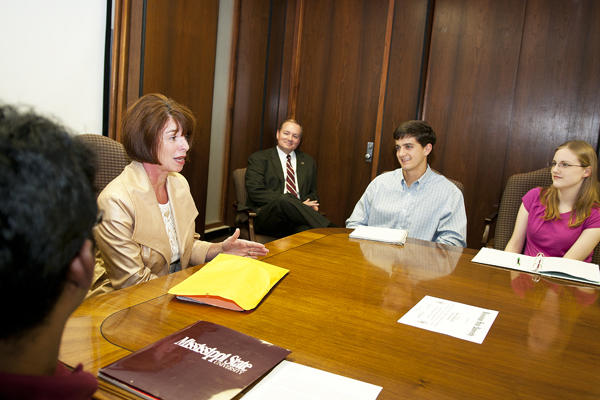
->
<box><xmin>89</xmin><ymin>161</ymin><xmax>211</xmax><ymax>297</ymax></box>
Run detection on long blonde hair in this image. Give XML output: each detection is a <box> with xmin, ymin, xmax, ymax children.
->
<box><xmin>541</xmin><ymin>140</ymin><xmax>600</xmax><ymax>227</ymax></box>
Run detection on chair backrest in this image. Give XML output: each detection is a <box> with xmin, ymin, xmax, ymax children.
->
<box><xmin>231</xmin><ymin>167</ymin><xmax>277</xmax><ymax>244</ymax></box>
<box><xmin>493</xmin><ymin>167</ymin><xmax>552</xmax><ymax>252</ymax></box>
<box><xmin>494</xmin><ymin>167</ymin><xmax>600</xmax><ymax>265</ymax></box>
<box><xmin>431</xmin><ymin>168</ymin><xmax>465</xmax><ymax>196</ymax></box>
<box><xmin>75</xmin><ymin>134</ymin><xmax>131</xmax><ymax>197</ymax></box>
<box><xmin>233</xmin><ymin>167</ymin><xmax>248</xmax><ymax>207</ymax></box>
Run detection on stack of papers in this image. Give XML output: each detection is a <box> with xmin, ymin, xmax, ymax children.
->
<box><xmin>349</xmin><ymin>226</ymin><xmax>408</xmax><ymax>245</ymax></box>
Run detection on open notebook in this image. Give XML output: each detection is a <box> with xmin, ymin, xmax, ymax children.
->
<box><xmin>472</xmin><ymin>247</ymin><xmax>600</xmax><ymax>285</ymax></box>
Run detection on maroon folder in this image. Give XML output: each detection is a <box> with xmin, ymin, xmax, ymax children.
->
<box><xmin>98</xmin><ymin>321</ymin><xmax>291</xmax><ymax>400</ymax></box>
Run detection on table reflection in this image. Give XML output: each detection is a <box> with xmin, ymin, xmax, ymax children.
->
<box><xmin>358</xmin><ymin>239</ymin><xmax>462</xmax><ymax>279</ymax></box>
<box><xmin>510</xmin><ymin>271</ymin><xmax>598</xmax><ymax>353</ymax></box>
<box><xmin>358</xmin><ymin>240</ymin><xmax>462</xmax><ymax>312</ymax></box>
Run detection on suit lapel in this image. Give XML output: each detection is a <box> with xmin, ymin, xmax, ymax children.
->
<box><xmin>269</xmin><ymin>148</ymin><xmax>285</xmax><ymax>189</ymax></box>
<box><xmin>126</xmin><ymin>163</ymin><xmax>172</xmax><ymax>262</ymax></box>
<box><xmin>296</xmin><ymin>151</ymin><xmax>307</xmax><ymax>198</ymax></box>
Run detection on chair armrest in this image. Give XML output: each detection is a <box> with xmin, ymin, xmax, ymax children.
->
<box><xmin>481</xmin><ymin>212</ymin><xmax>498</xmax><ymax>247</ymax></box>
<box><xmin>233</xmin><ymin>201</ymin><xmax>259</xmax><ymax>242</ymax></box>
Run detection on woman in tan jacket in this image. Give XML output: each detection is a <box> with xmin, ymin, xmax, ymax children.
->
<box><xmin>89</xmin><ymin>94</ymin><xmax>268</xmax><ymax>296</ymax></box>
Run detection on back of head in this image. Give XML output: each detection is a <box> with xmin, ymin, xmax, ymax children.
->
<box><xmin>121</xmin><ymin>93</ymin><xmax>196</xmax><ymax>164</ymax></box>
<box><xmin>393</xmin><ymin>120</ymin><xmax>437</xmax><ymax>148</ymax></box>
<box><xmin>0</xmin><ymin>105</ymin><xmax>97</xmax><ymax>339</ymax></box>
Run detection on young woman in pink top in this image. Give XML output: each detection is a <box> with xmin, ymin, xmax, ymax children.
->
<box><xmin>505</xmin><ymin>140</ymin><xmax>600</xmax><ymax>262</ymax></box>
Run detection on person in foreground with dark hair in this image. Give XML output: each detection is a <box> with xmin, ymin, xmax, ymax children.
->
<box><xmin>505</xmin><ymin>140</ymin><xmax>600</xmax><ymax>261</ymax></box>
<box><xmin>90</xmin><ymin>93</ymin><xmax>268</xmax><ymax>296</ymax></box>
<box><xmin>0</xmin><ymin>105</ymin><xmax>99</xmax><ymax>399</ymax></box>
<box><xmin>346</xmin><ymin>120</ymin><xmax>467</xmax><ymax>247</ymax></box>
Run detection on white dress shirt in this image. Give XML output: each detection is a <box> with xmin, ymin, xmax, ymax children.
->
<box><xmin>276</xmin><ymin>146</ymin><xmax>300</xmax><ymax>198</ymax></box>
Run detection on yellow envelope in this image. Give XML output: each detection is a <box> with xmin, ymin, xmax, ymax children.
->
<box><xmin>168</xmin><ymin>254</ymin><xmax>289</xmax><ymax>311</ymax></box>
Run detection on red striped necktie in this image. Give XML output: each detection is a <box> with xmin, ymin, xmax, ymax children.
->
<box><xmin>286</xmin><ymin>154</ymin><xmax>299</xmax><ymax>198</ymax></box>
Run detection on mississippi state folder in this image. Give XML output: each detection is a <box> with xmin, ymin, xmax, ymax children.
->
<box><xmin>98</xmin><ymin>321</ymin><xmax>291</xmax><ymax>400</ymax></box>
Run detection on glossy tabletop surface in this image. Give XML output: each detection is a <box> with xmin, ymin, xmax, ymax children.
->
<box><xmin>60</xmin><ymin>228</ymin><xmax>600</xmax><ymax>399</ymax></box>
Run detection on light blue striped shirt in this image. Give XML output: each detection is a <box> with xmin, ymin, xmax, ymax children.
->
<box><xmin>346</xmin><ymin>166</ymin><xmax>467</xmax><ymax>247</ymax></box>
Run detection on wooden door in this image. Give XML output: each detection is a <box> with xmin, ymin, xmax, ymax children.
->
<box><xmin>292</xmin><ymin>0</ymin><xmax>390</xmax><ymax>226</ymax></box>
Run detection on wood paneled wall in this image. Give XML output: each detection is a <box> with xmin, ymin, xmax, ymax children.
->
<box><xmin>224</xmin><ymin>0</ymin><xmax>600</xmax><ymax>248</ymax></box>
<box><xmin>504</xmin><ymin>0</ymin><xmax>600</xmax><ymax>178</ymax></box>
<box><xmin>423</xmin><ymin>0</ymin><xmax>527</xmax><ymax>247</ymax></box>
<box><xmin>142</xmin><ymin>1</ymin><xmax>219</xmax><ymax>237</ymax></box>
<box><xmin>110</xmin><ymin>0</ymin><xmax>219</xmax><ymax>238</ymax></box>
<box><xmin>378</xmin><ymin>0</ymin><xmax>432</xmax><ymax>174</ymax></box>
<box><xmin>424</xmin><ymin>0</ymin><xmax>600</xmax><ymax>246</ymax></box>
<box><xmin>111</xmin><ymin>0</ymin><xmax>600</xmax><ymax>247</ymax></box>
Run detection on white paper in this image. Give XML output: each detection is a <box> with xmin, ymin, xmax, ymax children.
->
<box><xmin>349</xmin><ymin>226</ymin><xmax>408</xmax><ymax>245</ymax></box>
<box><xmin>398</xmin><ymin>296</ymin><xmax>498</xmax><ymax>344</ymax></box>
<box><xmin>242</xmin><ymin>361</ymin><xmax>382</xmax><ymax>400</ymax></box>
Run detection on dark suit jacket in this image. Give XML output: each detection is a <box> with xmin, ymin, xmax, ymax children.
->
<box><xmin>244</xmin><ymin>147</ymin><xmax>319</xmax><ymax>212</ymax></box>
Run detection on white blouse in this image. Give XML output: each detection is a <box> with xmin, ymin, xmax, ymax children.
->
<box><xmin>158</xmin><ymin>201</ymin><xmax>180</xmax><ymax>264</ymax></box>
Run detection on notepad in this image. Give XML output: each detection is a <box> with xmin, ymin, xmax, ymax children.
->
<box><xmin>349</xmin><ymin>226</ymin><xmax>408</xmax><ymax>245</ymax></box>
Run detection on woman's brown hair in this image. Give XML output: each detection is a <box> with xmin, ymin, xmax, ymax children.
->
<box><xmin>121</xmin><ymin>93</ymin><xmax>196</xmax><ymax>164</ymax></box>
<box><xmin>541</xmin><ymin>140</ymin><xmax>600</xmax><ymax>227</ymax></box>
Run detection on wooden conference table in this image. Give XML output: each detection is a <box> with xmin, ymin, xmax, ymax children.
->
<box><xmin>60</xmin><ymin>228</ymin><xmax>600</xmax><ymax>399</ymax></box>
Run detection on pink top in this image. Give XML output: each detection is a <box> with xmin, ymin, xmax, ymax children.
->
<box><xmin>523</xmin><ymin>187</ymin><xmax>600</xmax><ymax>263</ymax></box>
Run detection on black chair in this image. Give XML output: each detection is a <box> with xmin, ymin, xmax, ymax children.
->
<box><xmin>232</xmin><ymin>168</ymin><xmax>278</xmax><ymax>244</ymax></box>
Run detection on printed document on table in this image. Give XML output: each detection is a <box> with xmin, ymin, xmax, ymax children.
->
<box><xmin>242</xmin><ymin>360</ymin><xmax>382</xmax><ymax>400</ymax></box>
<box><xmin>398</xmin><ymin>295</ymin><xmax>498</xmax><ymax>344</ymax></box>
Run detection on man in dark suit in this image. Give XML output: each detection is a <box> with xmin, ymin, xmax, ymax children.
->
<box><xmin>245</xmin><ymin>119</ymin><xmax>333</xmax><ymax>237</ymax></box>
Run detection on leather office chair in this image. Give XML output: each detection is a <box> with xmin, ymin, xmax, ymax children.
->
<box><xmin>481</xmin><ymin>167</ymin><xmax>600</xmax><ymax>265</ymax></box>
<box><xmin>75</xmin><ymin>134</ymin><xmax>131</xmax><ymax>197</ymax></box>
<box><xmin>232</xmin><ymin>168</ymin><xmax>278</xmax><ymax>244</ymax></box>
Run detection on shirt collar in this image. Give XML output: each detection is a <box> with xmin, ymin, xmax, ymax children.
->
<box><xmin>276</xmin><ymin>146</ymin><xmax>295</xmax><ymax>163</ymax></box>
<box><xmin>400</xmin><ymin>164</ymin><xmax>432</xmax><ymax>189</ymax></box>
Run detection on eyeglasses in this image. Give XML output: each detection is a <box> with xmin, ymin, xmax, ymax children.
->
<box><xmin>548</xmin><ymin>161</ymin><xmax>586</xmax><ymax>169</ymax></box>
